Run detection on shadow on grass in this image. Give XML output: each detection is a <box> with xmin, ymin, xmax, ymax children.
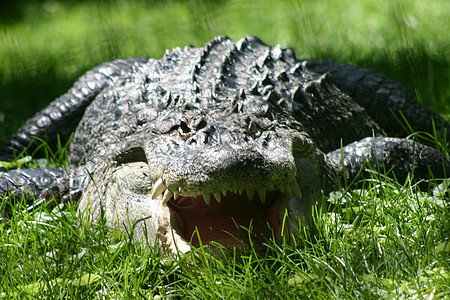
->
<box><xmin>311</xmin><ymin>46</ymin><xmax>449</xmax><ymax>113</ymax></box>
<box><xmin>358</xmin><ymin>48</ymin><xmax>449</xmax><ymax>112</ymax></box>
<box><xmin>0</xmin><ymin>66</ymin><xmax>84</xmax><ymax>140</ymax></box>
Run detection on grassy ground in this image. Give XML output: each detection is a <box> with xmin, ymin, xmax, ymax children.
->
<box><xmin>0</xmin><ymin>0</ymin><xmax>449</xmax><ymax>298</ymax></box>
<box><xmin>1</xmin><ymin>171</ymin><xmax>449</xmax><ymax>298</ymax></box>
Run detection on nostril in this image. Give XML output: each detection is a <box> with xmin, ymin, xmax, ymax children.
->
<box><xmin>191</xmin><ymin>116</ymin><xmax>207</xmax><ymax>131</ymax></box>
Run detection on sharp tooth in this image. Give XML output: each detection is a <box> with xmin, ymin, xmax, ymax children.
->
<box><xmin>279</xmin><ymin>184</ymin><xmax>285</xmax><ymax>193</ymax></box>
<box><xmin>222</xmin><ymin>190</ymin><xmax>227</xmax><ymax>196</ymax></box>
<box><xmin>291</xmin><ymin>181</ymin><xmax>302</xmax><ymax>198</ymax></box>
<box><xmin>202</xmin><ymin>193</ymin><xmax>211</xmax><ymax>204</ymax></box>
<box><xmin>162</xmin><ymin>190</ymin><xmax>173</xmax><ymax>205</ymax></box>
<box><xmin>238</xmin><ymin>189</ymin><xmax>243</xmax><ymax>195</ymax></box>
<box><xmin>151</xmin><ymin>178</ymin><xmax>166</xmax><ymax>199</ymax></box>
<box><xmin>284</xmin><ymin>183</ymin><xmax>292</xmax><ymax>194</ymax></box>
<box><xmin>246</xmin><ymin>190</ymin><xmax>254</xmax><ymax>201</ymax></box>
<box><xmin>257</xmin><ymin>188</ymin><xmax>266</xmax><ymax>204</ymax></box>
<box><xmin>214</xmin><ymin>192</ymin><xmax>222</xmax><ymax>203</ymax></box>
<box><xmin>173</xmin><ymin>189</ymin><xmax>180</xmax><ymax>200</ymax></box>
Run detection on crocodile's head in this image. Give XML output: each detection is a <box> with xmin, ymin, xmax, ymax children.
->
<box><xmin>78</xmin><ymin>102</ymin><xmax>326</xmax><ymax>254</ymax></box>
<box><xmin>76</xmin><ymin>36</ymin><xmax>329</xmax><ymax>253</ymax></box>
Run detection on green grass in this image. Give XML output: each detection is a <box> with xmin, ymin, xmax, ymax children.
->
<box><xmin>0</xmin><ymin>0</ymin><xmax>449</xmax><ymax>298</ymax></box>
<box><xmin>1</xmin><ymin>173</ymin><xmax>449</xmax><ymax>298</ymax></box>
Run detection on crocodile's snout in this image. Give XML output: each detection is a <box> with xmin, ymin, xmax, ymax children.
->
<box><xmin>145</xmin><ymin>138</ymin><xmax>297</xmax><ymax>198</ymax></box>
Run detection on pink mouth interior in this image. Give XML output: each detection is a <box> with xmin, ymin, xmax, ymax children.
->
<box><xmin>167</xmin><ymin>191</ymin><xmax>283</xmax><ymax>247</ymax></box>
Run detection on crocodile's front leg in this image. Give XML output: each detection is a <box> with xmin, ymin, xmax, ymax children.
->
<box><xmin>0</xmin><ymin>167</ymin><xmax>89</xmax><ymax>217</ymax></box>
<box><xmin>326</xmin><ymin>137</ymin><xmax>450</xmax><ymax>186</ymax></box>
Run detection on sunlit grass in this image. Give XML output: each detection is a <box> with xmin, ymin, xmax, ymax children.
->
<box><xmin>1</xmin><ymin>172</ymin><xmax>449</xmax><ymax>298</ymax></box>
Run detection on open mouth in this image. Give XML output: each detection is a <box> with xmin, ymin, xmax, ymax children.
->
<box><xmin>151</xmin><ymin>178</ymin><xmax>303</xmax><ymax>248</ymax></box>
<box><xmin>167</xmin><ymin>190</ymin><xmax>285</xmax><ymax>247</ymax></box>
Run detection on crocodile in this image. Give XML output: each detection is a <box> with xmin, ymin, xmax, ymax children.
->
<box><xmin>1</xmin><ymin>36</ymin><xmax>449</xmax><ymax>253</ymax></box>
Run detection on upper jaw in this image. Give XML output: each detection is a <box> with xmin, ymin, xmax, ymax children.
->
<box><xmin>143</xmin><ymin>135</ymin><xmax>299</xmax><ymax>197</ymax></box>
<box><xmin>150</xmin><ymin>173</ymin><xmax>303</xmax><ymax>205</ymax></box>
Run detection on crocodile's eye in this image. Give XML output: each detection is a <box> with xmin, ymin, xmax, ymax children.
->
<box><xmin>179</xmin><ymin>120</ymin><xmax>192</xmax><ymax>140</ymax></box>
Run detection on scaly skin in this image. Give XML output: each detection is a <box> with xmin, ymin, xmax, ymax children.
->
<box><xmin>1</xmin><ymin>36</ymin><xmax>449</xmax><ymax>253</ymax></box>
